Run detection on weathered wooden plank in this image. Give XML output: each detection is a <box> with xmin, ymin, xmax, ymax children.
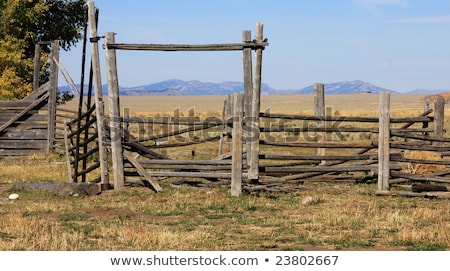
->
<box><xmin>261</xmin><ymin>140</ymin><xmax>374</xmax><ymax>149</ymax></box>
<box><xmin>389</xmin><ymin>143</ymin><xmax>450</xmax><ymax>152</ymax></box>
<box><xmin>123</xmin><ymin>150</ymin><xmax>163</xmax><ymax>192</ymax></box>
<box><xmin>0</xmin><ymin>114</ymin><xmax>47</xmax><ymax>123</ymax></box>
<box><xmin>264</xmin><ymin>165</ymin><xmax>377</xmax><ymax>173</ymax></box>
<box><xmin>0</xmin><ymin>109</ymin><xmax>41</xmax><ymax>115</ymax></box>
<box><xmin>139</xmin><ymin>171</ymin><xmax>232</xmax><ymax>179</ymax></box>
<box><xmin>24</xmin><ymin>81</ymin><xmax>50</xmax><ymax>102</ymax></box>
<box><xmin>0</xmin><ymin>130</ymin><xmax>47</xmax><ymax>140</ymax></box>
<box><xmin>0</xmin><ymin>140</ymin><xmax>47</xmax><ymax>149</ymax></box>
<box><xmin>263</xmin><ymin>154</ymin><xmax>376</xmax><ymax>161</ymax></box>
<box><xmin>412</xmin><ymin>184</ymin><xmax>448</xmax><ymax>192</ymax></box>
<box><xmin>0</xmin><ymin>92</ymin><xmax>49</xmax><ymax>134</ymax></box>
<box><xmin>106</xmin><ymin>41</ymin><xmax>268</xmax><ymax>51</ymax></box>
<box><xmin>0</xmin><ymin>101</ymin><xmax>33</xmax><ymax>109</ymax></box>
<box><xmin>390</xmin><ymin>171</ymin><xmax>450</xmax><ymax>184</ymax></box>
<box><xmin>391</xmin><ymin>157</ymin><xmax>450</xmax><ymax>165</ymax></box>
<box><xmin>135</xmin><ymin>159</ymin><xmax>232</xmax><ymax>165</ymax></box>
<box><xmin>124</xmin><ymin>163</ymin><xmax>231</xmax><ymax>171</ymax></box>
<box><xmin>390</xmin><ymin>131</ymin><xmax>450</xmax><ymax>142</ymax></box>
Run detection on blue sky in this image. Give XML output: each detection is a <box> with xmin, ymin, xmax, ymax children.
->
<box><xmin>60</xmin><ymin>0</ymin><xmax>450</xmax><ymax>93</ymax></box>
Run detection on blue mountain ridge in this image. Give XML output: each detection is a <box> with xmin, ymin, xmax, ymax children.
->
<box><xmin>58</xmin><ymin>79</ymin><xmax>447</xmax><ymax>96</ymax></box>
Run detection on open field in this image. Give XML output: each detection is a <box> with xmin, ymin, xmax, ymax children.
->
<box><xmin>1</xmin><ymin>93</ymin><xmax>450</xmax><ymax>251</ymax></box>
<box><xmin>63</xmin><ymin>93</ymin><xmax>429</xmax><ymax>116</ymax></box>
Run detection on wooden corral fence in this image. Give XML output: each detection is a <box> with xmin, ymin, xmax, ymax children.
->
<box><xmin>253</xmin><ymin>87</ymin><xmax>450</xmax><ymax>195</ymax></box>
<box><xmin>97</xmin><ymin>0</ymin><xmax>267</xmax><ymax>194</ymax></box>
<box><xmin>62</xmin><ymin>2</ymin><xmax>450</xmax><ymax>198</ymax></box>
<box><xmin>0</xmin><ymin>41</ymin><xmax>59</xmax><ymax>156</ymax></box>
<box><xmin>60</xmin><ymin>2</ymin><xmax>267</xmax><ymax>194</ymax></box>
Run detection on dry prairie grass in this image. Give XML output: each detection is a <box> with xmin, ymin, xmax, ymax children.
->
<box><xmin>1</xmin><ymin>175</ymin><xmax>449</xmax><ymax>251</ymax></box>
<box><xmin>402</xmin><ymin>151</ymin><xmax>447</xmax><ymax>175</ymax></box>
<box><xmin>1</xmin><ymin>93</ymin><xmax>449</xmax><ymax>251</ymax></box>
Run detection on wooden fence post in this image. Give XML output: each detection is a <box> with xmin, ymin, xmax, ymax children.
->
<box><xmin>33</xmin><ymin>43</ymin><xmax>41</xmax><ymax>91</ymax></box>
<box><xmin>105</xmin><ymin>32</ymin><xmax>125</xmax><ymax>190</ymax></box>
<box><xmin>88</xmin><ymin>1</ymin><xmax>110</xmax><ymax>189</ymax></box>
<box><xmin>242</xmin><ymin>30</ymin><xmax>253</xmax><ymax>164</ymax></box>
<box><xmin>248</xmin><ymin>22</ymin><xmax>264</xmax><ymax>183</ymax></box>
<box><xmin>231</xmin><ymin>93</ymin><xmax>244</xmax><ymax>196</ymax></box>
<box><xmin>47</xmin><ymin>40</ymin><xmax>59</xmax><ymax>154</ymax></box>
<box><xmin>433</xmin><ymin>96</ymin><xmax>444</xmax><ymax>146</ymax></box>
<box><xmin>378</xmin><ymin>91</ymin><xmax>390</xmax><ymax>191</ymax></box>
<box><xmin>314</xmin><ymin>83</ymin><xmax>326</xmax><ymax>163</ymax></box>
<box><xmin>226</xmin><ymin>94</ymin><xmax>233</xmax><ymax>152</ymax></box>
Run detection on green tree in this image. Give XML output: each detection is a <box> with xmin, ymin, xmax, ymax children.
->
<box><xmin>0</xmin><ymin>0</ymin><xmax>86</xmax><ymax>100</ymax></box>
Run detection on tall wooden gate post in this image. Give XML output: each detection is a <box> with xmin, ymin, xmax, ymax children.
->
<box><xmin>378</xmin><ymin>91</ymin><xmax>390</xmax><ymax>191</ymax></box>
<box><xmin>88</xmin><ymin>1</ymin><xmax>110</xmax><ymax>188</ymax></box>
<box><xmin>231</xmin><ymin>93</ymin><xmax>244</xmax><ymax>196</ymax></box>
<box><xmin>105</xmin><ymin>32</ymin><xmax>125</xmax><ymax>189</ymax></box>
<box><xmin>47</xmin><ymin>40</ymin><xmax>59</xmax><ymax>154</ymax></box>
<box><xmin>242</xmin><ymin>30</ymin><xmax>253</xmax><ymax>165</ymax></box>
<box><xmin>248</xmin><ymin>22</ymin><xmax>264</xmax><ymax>183</ymax></box>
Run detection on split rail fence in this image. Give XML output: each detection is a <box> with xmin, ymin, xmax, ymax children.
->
<box><xmin>59</xmin><ymin>2</ymin><xmax>450</xmax><ymax>198</ymax></box>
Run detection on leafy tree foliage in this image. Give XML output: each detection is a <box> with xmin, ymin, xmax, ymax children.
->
<box><xmin>0</xmin><ymin>0</ymin><xmax>86</xmax><ymax>100</ymax></box>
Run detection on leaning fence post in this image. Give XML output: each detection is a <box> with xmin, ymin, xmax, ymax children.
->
<box><xmin>433</xmin><ymin>96</ymin><xmax>444</xmax><ymax>146</ymax></box>
<box><xmin>105</xmin><ymin>32</ymin><xmax>125</xmax><ymax>190</ymax></box>
<box><xmin>231</xmin><ymin>93</ymin><xmax>244</xmax><ymax>197</ymax></box>
<box><xmin>378</xmin><ymin>91</ymin><xmax>390</xmax><ymax>191</ymax></box>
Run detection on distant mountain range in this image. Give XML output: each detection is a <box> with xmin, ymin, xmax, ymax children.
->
<box><xmin>59</xmin><ymin>79</ymin><xmax>448</xmax><ymax>96</ymax></box>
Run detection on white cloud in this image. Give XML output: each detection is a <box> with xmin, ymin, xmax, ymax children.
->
<box><xmin>389</xmin><ymin>15</ymin><xmax>450</xmax><ymax>24</ymax></box>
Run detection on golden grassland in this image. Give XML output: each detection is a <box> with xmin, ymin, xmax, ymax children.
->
<box><xmin>63</xmin><ymin>93</ymin><xmax>428</xmax><ymax>117</ymax></box>
<box><xmin>1</xmin><ymin>94</ymin><xmax>450</xmax><ymax>251</ymax></box>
